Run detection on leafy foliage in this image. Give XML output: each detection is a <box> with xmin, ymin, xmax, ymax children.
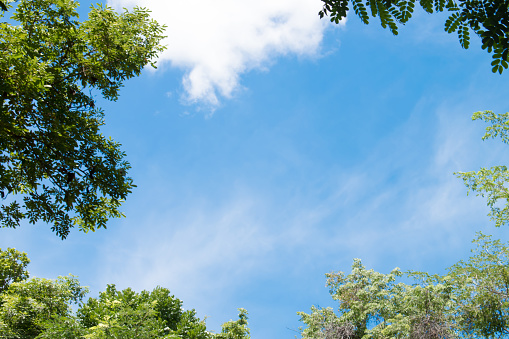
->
<box><xmin>299</xmin><ymin>106</ymin><xmax>509</xmax><ymax>337</ymax></box>
<box><xmin>456</xmin><ymin>111</ymin><xmax>509</xmax><ymax>228</ymax></box>
<box><xmin>319</xmin><ymin>0</ymin><xmax>509</xmax><ymax>73</ymax></box>
<box><xmin>299</xmin><ymin>235</ymin><xmax>509</xmax><ymax>339</ymax></box>
<box><xmin>0</xmin><ymin>253</ymin><xmax>251</xmax><ymax>339</ymax></box>
<box><xmin>299</xmin><ymin>259</ymin><xmax>455</xmax><ymax>339</ymax></box>
<box><xmin>0</xmin><ymin>0</ymin><xmax>166</xmax><ymax>238</ymax></box>
<box><xmin>77</xmin><ymin>284</ymin><xmax>212</xmax><ymax>339</ymax></box>
<box><xmin>0</xmin><ymin>275</ymin><xmax>88</xmax><ymax>338</ymax></box>
<box><xmin>448</xmin><ymin>234</ymin><xmax>509</xmax><ymax>338</ymax></box>
<box><xmin>0</xmin><ymin>248</ymin><xmax>29</xmax><ymax>294</ymax></box>
<box><xmin>216</xmin><ymin>308</ymin><xmax>250</xmax><ymax>339</ymax></box>
<box><xmin>77</xmin><ymin>286</ymin><xmax>166</xmax><ymax>339</ymax></box>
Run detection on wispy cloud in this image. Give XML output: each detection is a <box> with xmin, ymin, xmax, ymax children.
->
<box><xmin>108</xmin><ymin>0</ymin><xmax>330</xmax><ymax>108</ymax></box>
<box><xmin>97</xmin><ymin>194</ymin><xmax>276</xmax><ymax>300</ymax></box>
<box><xmin>97</xmin><ymin>99</ymin><xmax>503</xmax><ymax>301</ymax></box>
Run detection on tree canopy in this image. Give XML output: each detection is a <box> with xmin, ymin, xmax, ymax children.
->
<box><xmin>456</xmin><ymin>111</ymin><xmax>509</xmax><ymax>228</ymax></box>
<box><xmin>299</xmin><ymin>234</ymin><xmax>509</xmax><ymax>339</ymax></box>
<box><xmin>0</xmin><ymin>248</ymin><xmax>251</xmax><ymax>339</ymax></box>
<box><xmin>0</xmin><ymin>275</ymin><xmax>87</xmax><ymax>338</ymax></box>
<box><xmin>319</xmin><ymin>0</ymin><xmax>509</xmax><ymax>74</ymax></box>
<box><xmin>299</xmin><ymin>107</ymin><xmax>509</xmax><ymax>338</ymax></box>
<box><xmin>0</xmin><ymin>247</ymin><xmax>29</xmax><ymax>294</ymax></box>
<box><xmin>0</xmin><ymin>0</ymin><xmax>166</xmax><ymax>238</ymax></box>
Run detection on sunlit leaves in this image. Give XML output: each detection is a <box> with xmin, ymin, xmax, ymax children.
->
<box><xmin>0</xmin><ymin>0</ymin><xmax>166</xmax><ymax>238</ymax></box>
<box><xmin>0</xmin><ymin>248</ymin><xmax>29</xmax><ymax>294</ymax></box>
<box><xmin>299</xmin><ymin>259</ymin><xmax>455</xmax><ymax>339</ymax></box>
<box><xmin>299</xmin><ymin>236</ymin><xmax>509</xmax><ymax>339</ymax></box>
<box><xmin>448</xmin><ymin>234</ymin><xmax>509</xmax><ymax>338</ymax></box>
<box><xmin>0</xmin><ymin>275</ymin><xmax>88</xmax><ymax>339</ymax></box>
<box><xmin>457</xmin><ymin>166</ymin><xmax>509</xmax><ymax>228</ymax></box>
<box><xmin>216</xmin><ymin>308</ymin><xmax>250</xmax><ymax>339</ymax></box>
<box><xmin>0</xmin><ymin>250</ymin><xmax>250</xmax><ymax>339</ymax></box>
<box><xmin>455</xmin><ymin>111</ymin><xmax>509</xmax><ymax>228</ymax></box>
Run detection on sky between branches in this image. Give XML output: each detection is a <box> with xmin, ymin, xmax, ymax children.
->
<box><xmin>2</xmin><ymin>0</ymin><xmax>509</xmax><ymax>338</ymax></box>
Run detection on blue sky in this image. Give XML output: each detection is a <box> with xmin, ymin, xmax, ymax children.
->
<box><xmin>2</xmin><ymin>0</ymin><xmax>509</xmax><ymax>338</ymax></box>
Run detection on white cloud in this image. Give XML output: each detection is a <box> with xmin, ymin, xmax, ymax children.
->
<box><xmin>108</xmin><ymin>0</ymin><xmax>329</xmax><ymax>107</ymax></box>
<box><xmin>96</xmin><ymin>195</ymin><xmax>276</xmax><ymax>301</ymax></box>
<box><xmin>93</xmin><ymin>95</ymin><xmax>502</xmax><ymax>295</ymax></box>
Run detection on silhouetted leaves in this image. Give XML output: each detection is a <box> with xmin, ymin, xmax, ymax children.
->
<box><xmin>319</xmin><ymin>0</ymin><xmax>509</xmax><ymax>73</ymax></box>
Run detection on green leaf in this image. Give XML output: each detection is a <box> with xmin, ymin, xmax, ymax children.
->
<box><xmin>318</xmin><ymin>0</ymin><xmax>509</xmax><ymax>73</ymax></box>
<box><xmin>0</xmin><ymin>0</ymin><xmax>166</xmax><ymax>238</ymax></box>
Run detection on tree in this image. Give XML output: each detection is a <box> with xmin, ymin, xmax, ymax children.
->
<box><xmin>455</xmin><ymin>111</ymin><xmax>509</xmax><ymax>228</ymax></box>
<box><xmin>216</xmin><ymin>308</ymin><xmax>250</xmax><ymax>339</ymax></box>
<box><xmin>0</xmin><ymin>0</ymin><xmax>166</xmax><ymax>238</ymax></box>
<box><xmin>76</xmin><ymin>286</ymin><xmax>167</xmax><ymax>339</ymax></box>
<box><xmin>77</xmin><ymin>284</ymin><xmax>212</xmax><ymax>339</ymax></box>
<box><xmin>319</xmin><ymin>0</ymin><xmax>509</xmax><ymax>73</ymax></box>
<box><xmin>0</xmin><ymin>247</ymin><xmax>29</xmax><ymax>294</ymax></box>
<box><xmin>313</xmin><ymin>3</ymin><xmax>509</xmax><ymax>338</ymax></box>
<box><xmin>0</xmin><ymin>275</ymin><xmax>88</xmax><ymax>338</ymax></box>
<box><xmin>318</xmin><ymin>0</ymin><xmax>509</xmax><ymax>226</ymax></box>
<box><xmin>0</xmin><ymin>250</ymin><xmax>251</xmax><ymax>338</ymax></box>
<box><xmin>298</xmin><ymin>259</ymin><xmax>456</xmax><ymax>339</ymax></box>
<box><xmin>299</xmin><ymin>234</ymin><xmax>509</xmax><ymax>339</ymax></box>
<box><xmin>448</xmin><ymin>233</ymin><xmax>509</xmax><ymax>338</ymax></box>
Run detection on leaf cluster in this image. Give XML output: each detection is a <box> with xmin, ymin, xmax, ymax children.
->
<box><xmin>0</xmin><ymin>0</ymin><xmax>166</xmax><ymax>238</ymax></box>
<box><xmin>455</xmin><ymin>111</ymin><xmax>509</xmax><ymax>228</ymax></box>
<box><xmin>448</xmin><ymin>234</ymin><xmax>509</xmax><ymax>338</ymax></box>
<box><xmin>299</xmin><ymin>259</ymin><xmax>455</xmax><ymax>339</ymax></box>
<box><xmin>0</xmin><ymin>250</ymin><xmax>251</xmax><ymax>339</ymax></box>
<box><xmin>216</xmin><ymin>308</ymin><xmax>250</xmax><ymax>339</ymax></box>
<box><xmin>319</xmin><ymin>0</ymin><xmax>453</xmax><ymax>34</ymax></box>
<box><xmin>0</xmin><ymin>247</ymin><xmax>29</xmax><ymax>294</ymax></box>
<box><xmin>319</xmin><ymin>0</ymin><xmax>509</xmax><ymax>73</ymax></box>
<box><xmin>0</xmin><ymin>275</ymin><xmax>88</xmax><ymax>338</ymax></box>
<box><xmin>300</xmin><ymin>235</ymin><xmax>509</xmax><ymax>339</ymax></box>
<box><xmin>76</xmin><ymin>285</ymin><xmax>211</xmax><ymax>339</ymax></box>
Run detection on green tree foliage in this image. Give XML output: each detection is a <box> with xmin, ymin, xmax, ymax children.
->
<box><xmin>448</xmin><ymin>234</ymin><xmax>509</xmax><ymax>338</ymax></box>
<box><xmin>313</xmin><ymin>3</ymin><xmax>509</xmax><ymax>338</ymax></box>
<box><xmin>319</xmin><ymin>0</ymin><xmax>509</xmax><ymax>73</ymax></box>
<box><xmin>0</xmin><ymin>248</ymin><xmax>29</xmax><ymax>294</ymax></box>
<box><xmin>298</xmin><ymin>259</ymin><xmax>455</xmax><ymax>339</ymax></box>
<box><xmin>77</xmin><ymin>284</ymin><xmax>211</xmax><ymax>339</ymax></box>
<box><xmin>0</xmin><ymin>275</ymin><xmax>88</xmax><ymax>338</ymax></box>
<box><xmin>299</xmin><ymin>235</ymin><xmax>509</xmax><ymax>339</ymax></box>
<box><xmin>0</xmin><ymin>253</ymin><xmax>251</xmax><ymax>338</ymax></box>
<box><xmin>216</xmin><ymin>308</ymin><xmax>250</xmax><ymax>339</ymax></box>
<box><xmin>0</xmin><ymin>0</ymin><xmax>166</xmax><ymax>238</ymax></box>
<box><xmin>456</xmin><ymin>111</ymin><xmax>509</xmax><ymax>228</ymax></box>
